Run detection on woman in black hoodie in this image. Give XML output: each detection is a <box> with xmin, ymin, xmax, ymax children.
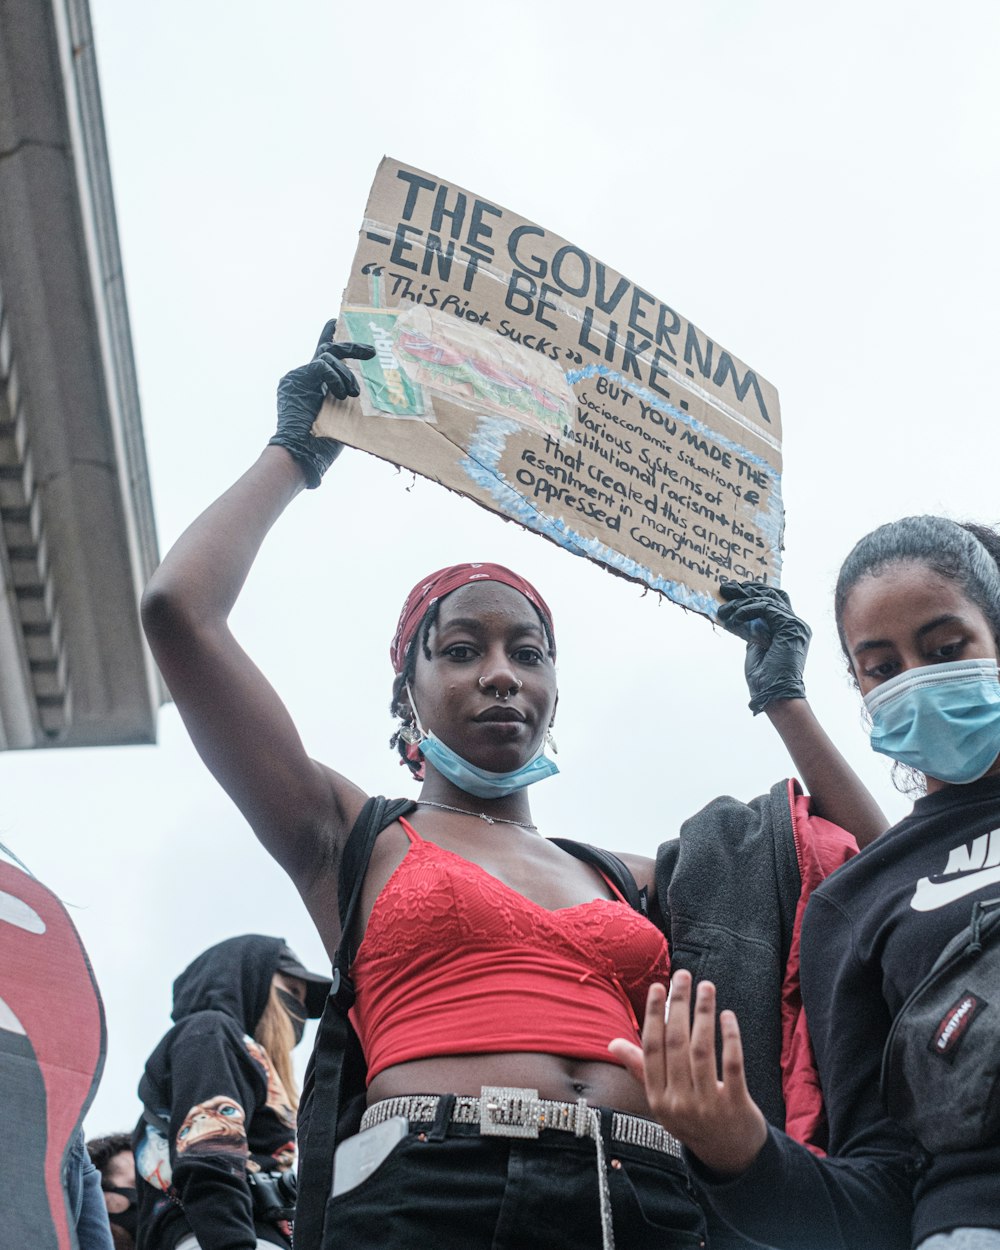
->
<box><xmin>134</xmin><ymin>934</ymin><xmax>329</xmax><ymax>1250</ymax></box>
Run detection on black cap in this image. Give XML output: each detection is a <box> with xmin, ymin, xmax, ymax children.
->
<box><xmin>275</xmin><ymin>944</ymin><xmax>332</xmax><ymax>1018</ymax></box>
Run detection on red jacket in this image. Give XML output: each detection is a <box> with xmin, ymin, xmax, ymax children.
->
<box><xmin>781</xmin><ymin>780</ymin><xmax>859</xmax><ymax>1151</ymax></box>
<box><xmin>656</xmin><ymin>778</ymin><xmax>857</xmax><ymax>1150</ymax></box>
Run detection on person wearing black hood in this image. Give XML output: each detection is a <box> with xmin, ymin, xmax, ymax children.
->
<box><xmin>134</xmin><ymin>934</ymin><xmax>330</xmax><ymax>1250</ymax></box>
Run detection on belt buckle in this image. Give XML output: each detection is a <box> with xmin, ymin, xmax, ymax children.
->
<box><xmin>479</xmin><ymin>1086</ymin><xmax>541</xmax><ymax>1139</ymax></box>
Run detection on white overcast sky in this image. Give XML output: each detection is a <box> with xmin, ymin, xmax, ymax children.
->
<box><xmin>2</xmin><ymin>0</ymin><xmax>999</xmax><ymax>1136</ymax></box>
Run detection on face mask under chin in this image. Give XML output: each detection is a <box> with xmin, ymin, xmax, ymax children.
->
<box><xmin>417</xmin><ymin>731</ymin><xmax>559</xmax><ymax>799</ymax></box>
<box><xmin>405</xmin><ymin>683</ymin><xmax>559</xmax><ymax>798</ymax></box>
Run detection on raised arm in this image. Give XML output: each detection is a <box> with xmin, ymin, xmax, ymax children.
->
<box><xmin>717</xmin><ymin>582</ymin><xmax>888</xmax><ymax>848</ymax></box>
<box><xmin>141</xmin><ymin>323</ymin><xmax>375</xmax><ymax>884</ymax></box>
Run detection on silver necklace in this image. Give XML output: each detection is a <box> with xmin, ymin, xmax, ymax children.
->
<box><xmin>416</xmin><ymin>799</ymin><xmax>538</xmax><ymax>832</ymax></box>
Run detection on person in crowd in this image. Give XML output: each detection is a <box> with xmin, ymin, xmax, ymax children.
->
<box><xmin>133</xmin><ymin>934</ymin><xmax>329</xmax><ymax>1250</ymax></box>
<box><xmin>613</xmin><ymin>515</ymin><xmax>1000</xmax><ymax>1250</ymax></box>
<box><xmin>88</xmin><ymin>1132</ymin><xmax>138</xmax><ymax>1249</ymax></box>
<box><xmin>138</xmin><ymin>321</ymin><xmax>889</xmax><ymax>1249</ymax></box>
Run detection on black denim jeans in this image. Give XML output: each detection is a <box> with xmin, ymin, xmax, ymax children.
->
<box><xmin>322</xmin><ymin>1111</ymin><xmax>707</xmax><ymax>1249</ymax></box>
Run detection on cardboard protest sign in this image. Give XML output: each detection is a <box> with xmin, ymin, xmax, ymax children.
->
<box><xmin>317</xmin><ymin>157</ymin><xmax>783</xmax><ymax>616</ymax></box>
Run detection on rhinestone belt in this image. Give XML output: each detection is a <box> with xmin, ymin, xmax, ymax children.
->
<box><xmin>359</xmin><ymin>1087</ymin><xmax>682</xmax><ymax>1250</ymax></box>
<box><xmin>360</xmin><ymin>1088</ymin><xmax>680</xmax><ymax>1156</ymax></box>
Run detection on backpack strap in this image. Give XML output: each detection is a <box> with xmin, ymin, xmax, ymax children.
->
<box><xmin>293</xmin><ymin>796</ymin><xmax>414</xmax><ymax>1250</ymax></box>
<box><xmin>551</xmin><ymin>837</ymin><xmax>647</xmax><ymax>915</ymax></box>
<box><xmin>332</xmin><ymin>796</ymin><xmax>417</xmax><ymax>1004</ymax></box>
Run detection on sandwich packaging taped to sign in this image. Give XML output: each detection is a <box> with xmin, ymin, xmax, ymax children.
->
<box><xmin>317</xmin><ymin>157</ymin><xmax>783</xmax><ymax>617</ymax></box>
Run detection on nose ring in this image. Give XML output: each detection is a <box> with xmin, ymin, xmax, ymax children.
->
<box><xmin>479</xmin><ymin>677</ymin><xmax>523</xmax><ymax>700</ymax></box>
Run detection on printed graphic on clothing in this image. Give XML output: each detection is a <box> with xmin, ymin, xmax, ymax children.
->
<box><xmin>911</xmin><ymin>827</ymin><xmax>1000</xmax><ymax>910</ymax></box>
<box><xmin>136</xmin><ymin>1122</ymin><xmax>172</xmax><ymax>1191</ymax></box>
<box><xmin>243</xmin><ymin>1036</ymin><xmax>295</xmax><ymax>1131</ymax></box>
<box><xmin>176</xmin><ymin>1095</ymin><xmax>248</xmax><ymax>1157</ymax></box>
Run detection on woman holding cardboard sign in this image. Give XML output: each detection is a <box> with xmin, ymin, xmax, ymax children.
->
<box><xmin>614</xmin><ymin>516</ymin><xmax>1000</xmax><ymax>1250</ymax></box>
<box><xmin>141</xmin><ymin>320</ymin><xmax>891</xmax><ymax>1250</ymax></box>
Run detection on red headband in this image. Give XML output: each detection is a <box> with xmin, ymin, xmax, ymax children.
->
<box><xmin>390</xmin><ymin>563</ymin><xmax>555</xmax><ymax>673</ymax></box>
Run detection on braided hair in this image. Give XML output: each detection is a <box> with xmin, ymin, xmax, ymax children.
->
<box><xmin>389</xmin><ymin>597</ymin><xmax>442</xmax><ymax>778</ymax></box>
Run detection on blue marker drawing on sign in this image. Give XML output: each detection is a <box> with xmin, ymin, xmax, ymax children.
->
<box><xmin>460</xmin><ymin>411</ymin><xmax>735</xmax><ymax>617</ymax></box>
<box><xmin>567</xmin><ymin>364</ymin><xmax>784</xmax><ymax>583</ymax></box>
<box><xmin>565</xmin><ymin>363</ymin><xmax>777</xmax><ymax>471</ymax></box>
<box><xmin>455</xmin><ymin>358</ymin><xmax>783</xmax><ymax>616</ymax></box>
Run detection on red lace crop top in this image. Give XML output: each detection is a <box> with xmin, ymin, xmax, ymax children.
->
<box><xmin>349</xmin><ymin>819</ymin><xmax>671</xmax><ymax>1083</ymax></box>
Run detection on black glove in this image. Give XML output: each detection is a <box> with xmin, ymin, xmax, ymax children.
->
<box><xmin>717</xmin><ymin>581</ymin><xmax>811</xmax><ymax>715</ymax></box>
<box><xmin>268</xmin><ymin>319</ymin><xmax>376</xmax><ymax>488</ymax></box>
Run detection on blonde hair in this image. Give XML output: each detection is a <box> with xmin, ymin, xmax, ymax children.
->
<box><xmin>254</xmin><ymin>984</ymin><xmax>300</xmax><ymax>1110</ymax></box>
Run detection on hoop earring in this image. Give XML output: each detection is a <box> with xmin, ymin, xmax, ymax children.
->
<box><xmin>402</xmin><ymin>682</ymin><xmax>428</xmax><ymax>742</ymax></box>
<box><xmin>398</xmin><ymin>722</ymin><xmax>421</xmax><ymax>746</ymax></box>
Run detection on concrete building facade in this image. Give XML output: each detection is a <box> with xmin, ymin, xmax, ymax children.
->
<box><xmin>0</xmin><ymin>0</ymin><xmax>161</xmax><ymax>749</ymax></box>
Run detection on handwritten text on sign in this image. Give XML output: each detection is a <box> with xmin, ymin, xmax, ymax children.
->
<box><xmin>316</xmin><ymin>158</ymin><xmax>783</xmax><ymax>616</ymax></box>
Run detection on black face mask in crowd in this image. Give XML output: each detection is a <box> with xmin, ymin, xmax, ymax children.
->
<box><xmin>276</xmin><ymin>988</ymin><xmax>307</xmax><ymax>1045</ymax></box>
<box><xmin>105</xmin><ymin>1186</ymin><xmax>138</xmax><ymax>1239</ymax></box>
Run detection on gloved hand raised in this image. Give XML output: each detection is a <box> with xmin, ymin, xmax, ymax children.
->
<box><xmin>268</xmin><ymin>319</ymin><xmax>376</xmax><ymax>488</ymax></box>
<box><xmin>717</xmin><ymin>581</ymin><xmax>811</xmax><ymax>715</ymax></box>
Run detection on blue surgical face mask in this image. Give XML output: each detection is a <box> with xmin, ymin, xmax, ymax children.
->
<box><xmin>418</xmin><ymin>731</ymin><xmax>559</xmax><ymax>798</ymax></box>
<box><xmin>406</xmin><ymin>683</ymin><xmax>559</xmax><ymax>798</ymax></box>
<box><xmin>864</xmin><ymin>658</ymin><xmax>1000</xmax><ymax>785</ymax></box>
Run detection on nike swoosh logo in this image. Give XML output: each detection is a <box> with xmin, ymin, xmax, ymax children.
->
<box><xmin>911</xmin><ymin>864</ymin><xmax>1000</xmax><ymax>911</ymax></box>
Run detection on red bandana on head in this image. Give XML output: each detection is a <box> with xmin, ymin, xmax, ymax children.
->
<box><xmin>389</xmin><ymin>563</ymin><xmax>556</xmax><ymax>674</ymax></box>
